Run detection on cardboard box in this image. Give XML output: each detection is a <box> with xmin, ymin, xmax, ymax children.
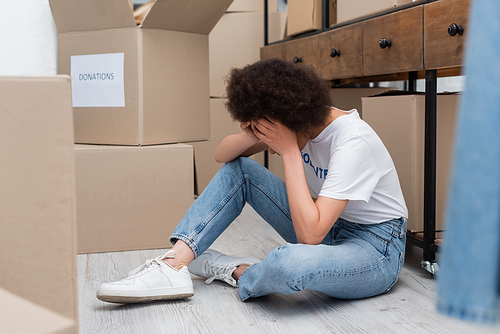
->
<box><xmin>330</xmin><ymin>87</ymin><xmax>398</xmax><ymax>119</ymax></box>
<box><xmin>286</xmin><ymin>0</ymin><xmax>336</xmax><ymax>36</ymax></box>
<box><xmin>75</xmin><ymin>144</ymin><xmax>194</xmax><ymax>253</ymax></box>
<box><xmin>330</xmin><ymin>0</ymin><xmax>338</xmax><ymax>27</ymax></box>
<box><xmin>49</xmin><ymin>0</ymin><xmax>232</xmax><ymax>145</ymax></box>
<box><xmin>287</xmin><ymin>0</ymin><xmax>322</xmax><ymax>36</ymax></box>
<box><xmin>210</xmin><ymin>11</ymin><xmax>287</xmax><ymax>97</ymax></box>
<box><xmin>337</xmin><ymin>0</ymin><xmax>413</xmax><ymax>23</ymax></box>
<box><xmin>0</xmin><ymin>288</ymin><xmax>76</xmax><ymax>334</ymax></box>
<box><xmin>269</xmin><ymin>87</ymin><xmax>399</xmax><ymax>181</ymax></box>
<box><xmin>190</xmin><ymin>99</ymin><xmax>264</xmax><ymax>195</ymax></box>
<box><xmin>362</xmin><ymin>93</ymin><xmax>458</xmax><ymax>232</ymax></box>
<box><xmin>0</xmin><ymin>76</ymin><xmax>78</xmax><ymax>320</ymax></box>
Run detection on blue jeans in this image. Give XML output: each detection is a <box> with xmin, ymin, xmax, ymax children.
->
<box><xmin>437</xmin><ymin>0</ymin><xmax>500</xmax><ymax>324</ymax></box>
<box><xmin>171</xmin><ymin>157</ymin><xmax>406</xmax><ymax>301</ymax></box>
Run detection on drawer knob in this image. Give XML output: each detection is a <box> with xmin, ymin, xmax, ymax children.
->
<box><xmin>448</xmin><ymin>23</ymin><xmax>464</xmax><ymax>36</ymax></box>
<box><xmin>330</xmin><ymin>49</ymin><xmax>341</xmax><ymax>58</ymax></box>
<box><xmin>379</xmin><ymin>38</ymin><xmax>392</xmax><ymax>49</ymax></box>
<box><xmin>293</xmin><ymin>56</ymin><xmax>302</xmax><ymax>63</ymax></box>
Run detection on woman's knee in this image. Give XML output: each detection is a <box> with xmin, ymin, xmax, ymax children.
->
<box><xmin>220</xmin><ymin>157</ymin><xmax>254</xmax><ymax>172</ymax></box>
<box><xmin>219</xmin><ymin>157</ymin><xmax>268</xmax><ymax>183</ymax></box>
<box><xmin>262</xmin><ymin>244</ymin><xmax>309</xmax><ymax>276</ymax></box>
<box><xmin>236</xmin><ymin>156</ymin><xmax>266</xmax><ymax>173</ymax></box>
<box><xmin>216</xmin><ymin>158</ymin><xmax>246</xmax><ymax>180</ymax></box>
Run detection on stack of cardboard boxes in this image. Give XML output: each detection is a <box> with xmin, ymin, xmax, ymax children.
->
<box><xmin>0</xmin><ymin>1</ymin><xmax>236</xmax><ymax>330</ymax></box>
<box><xmin>49</xmin><ymin>0</ymin><xmax>233</xmax><ymax>254</ymax></box>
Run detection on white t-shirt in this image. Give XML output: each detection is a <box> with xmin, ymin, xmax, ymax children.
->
<box><xmin>301</xmin><ymin>109</ymin><xmax>408</xmax><ymax>224</ymax></box>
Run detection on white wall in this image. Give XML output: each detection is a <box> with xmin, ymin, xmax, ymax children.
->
<box><xmin>376</xmin><ymin>76</ymin><xmax>466</xmax><ymax>93</ymax></box>
<box><xmin>0</xmin><ymin>0</ymin><xmax>58</xmax><ymax>76</ymax></box>
<box><xmin>416</xmin><ymin>76</ymin><xmax>466</xmax><ymax>93</ymax></box>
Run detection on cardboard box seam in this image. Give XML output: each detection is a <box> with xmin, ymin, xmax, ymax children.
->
<box><xmin>138</xmin><ymin>28</ymin><xmax>144</xmax><ymax>145</ymax></box>
<box><xmin>69</xmin><ymin>144</ymin><xmax>79</xmax><ymax>321</ymax></box>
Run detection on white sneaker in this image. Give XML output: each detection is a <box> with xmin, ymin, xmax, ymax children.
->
<box><xmin>96</xmin><ymin>250</ymin><xmax>194</xmax><ymax>303</ymax></box>
<box><xmin>188</xmin><ymin>249</ymin><xmax>261</xmax><ymax>287</ymax></box>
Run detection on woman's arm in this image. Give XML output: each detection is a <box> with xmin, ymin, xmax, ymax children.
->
<box><xmin>253</xmin><ymin>118</ymin><xmax>348</xmax><ymax>244</ymax></box>
<box><xmin>215</xmin><ymin>122</ymin><xmax>268</xmax><ymax>163</ymax></box>
<box><xmin>281</xmin><ymin>150</ymin><xmax>348</xmax><ymax>244</ymax></box>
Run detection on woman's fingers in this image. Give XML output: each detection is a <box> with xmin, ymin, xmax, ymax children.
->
<box><xmin>251</xmin><ymin>120</ymin><xmax>266</xmax><ymax>137</ymax></box>
<box><xmin>254</xmin><ymin>118</ymin><xmax>277</xmax><ymax>138</ymax></box>
<box><xmin>256</xmin><ymin>118</ymin><xmax>274</xmax><ymax>131</ymax></box>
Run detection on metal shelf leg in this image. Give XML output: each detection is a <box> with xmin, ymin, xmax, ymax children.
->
<box><xmin>264</xmin><ymin>0</ymin><xmax>268</xmax><ymax>46</ymax></box>
<box><xmin>408</xmin><ymin>71</ymin><xmax>418</xmax><ymax>92</ymax></box>
<box><xmin>423</xmin><ymin>70</ymin><xmax>438</xmax><ymax>275</ymax></box>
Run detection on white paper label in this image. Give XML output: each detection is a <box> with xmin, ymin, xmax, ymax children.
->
<box><xmin>70</xmin><ymin>53</ymin><xmax>125</xmax><ymax>107</ymax></box>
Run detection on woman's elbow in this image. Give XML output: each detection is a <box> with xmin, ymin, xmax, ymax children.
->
<box><xmin>214</xmin><ymin>150</ymin><xmax>229</xmax><ymax>163</ymax></box>
<box><xmin>214</xmin><ymin>153</ymin><xmax>233</xmax><ymax>164</ymax></box>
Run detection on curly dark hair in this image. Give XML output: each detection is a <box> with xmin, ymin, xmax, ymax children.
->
<box><xmin>225</xmin><ymin>58</ymin><xmax>332</xmax><ymax>137</ymax></box>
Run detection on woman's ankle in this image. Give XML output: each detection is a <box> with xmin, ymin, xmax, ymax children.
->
<box><xmin>163</xmin><ymin>258</ymin><xmax>189</xmax><ymax>270</ymax></box>
<box><xmin>232</xmin><ymin>264</ymin><xmax>250</xmax><ymax>280</ymax></box>
<box><xmin>162</xmin><ymin>240</ymin><xmax>195</xmax><ymax>270</ymax></box>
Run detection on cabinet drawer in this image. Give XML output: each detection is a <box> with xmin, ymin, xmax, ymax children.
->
<box><xmin>284</xmin><ymin>36</ymin><xmax>319</xmax><ymax>70</ymax></box>
<box><xmin>318</xmin><ymin>24</ymin><xmax>363</xmax><ymax>79</ymax></box>
<box><xmin>260</xmin><ymin>43</ymin><xmax>286</xmax><ymax>61</ymax></box>
<box><xmin>363</xmin><ymin>6</ymin><xmax>424</xmax><ymax>76</ymax></box>
<box><xmin>424</xmin><ymin>0</ymin><xmax>470</xmax><ymax>69</ymax></box>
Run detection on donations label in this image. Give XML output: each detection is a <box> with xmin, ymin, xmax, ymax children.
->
<box><xmin>70</xmin><ymin>53</ymin><xmax>125</xmax><ymax>107</ymax></box>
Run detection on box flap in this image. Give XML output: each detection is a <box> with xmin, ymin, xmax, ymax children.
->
<box><xmin>49</xmin><ymin>0</ymin><xmax>135</xmax><ymax>33</ymax></box>
<box><xmin>140</xmin><ymin>0</ymin><xmax>233</xmax><ymax>34</ymax></box>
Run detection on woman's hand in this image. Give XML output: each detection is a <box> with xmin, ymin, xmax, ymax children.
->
<box><xmin>252</xmin><ymin>118</ymin><xmax>298</xmax><ymax>156</ymax></box>
<box><xmin>214</xmin><ymin>122</ymin><xmax>267</xmax><ymax>163</ymax></box>
<box><xmin>240</xmin><ymin>121</ymin><xmax>259</xmax><ymax>144</ymax></box>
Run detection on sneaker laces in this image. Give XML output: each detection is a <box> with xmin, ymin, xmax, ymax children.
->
<box><xmin>204</xmin><ymin>261</ymin><xmax>238</xmax><ymax>287</ymax></box>
<box><xmin>127</xmin><ymin>250</ymin><xmax>176</xmax><ymax>278</ymax></box>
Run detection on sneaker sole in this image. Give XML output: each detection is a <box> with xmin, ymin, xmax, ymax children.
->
<box><xmin>97</xmin><ymin>287</ymin><xmax>194</xmax><ymax>304</ymax></box>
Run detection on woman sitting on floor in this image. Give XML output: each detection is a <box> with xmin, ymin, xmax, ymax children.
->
<box><xmin>96</xmin><ymin>58</ymin><xmax>408</xmax><ymax>303</ymax></box>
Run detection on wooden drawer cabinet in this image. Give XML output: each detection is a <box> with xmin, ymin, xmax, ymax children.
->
<box><xmin>284</xmin><ymin>35</ymin><xmax>319</xmax><ymax>70</ymax></box>
<box><xmin>363</xmin><ymin>6</ymin><xmax>424</xmax><ymax>76</ymax></box>
<box><xmin>318</xmin><ymin>23</ymin><xmax>363</xmax><ymax>79</ymax></box>
<box><xmin>260</xmin><ymin>42</ymin><xmax>286</xmax><ymax>61</ymax></box>
<box><xmin>424</xmin><ymin>0</ymin><xmax>470</xmax><ymax>69</ymax></box>
<box><xmin>260</xmin><ymin>1</ymin><xmax>469</xmax><ymax>79</ymax></box>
